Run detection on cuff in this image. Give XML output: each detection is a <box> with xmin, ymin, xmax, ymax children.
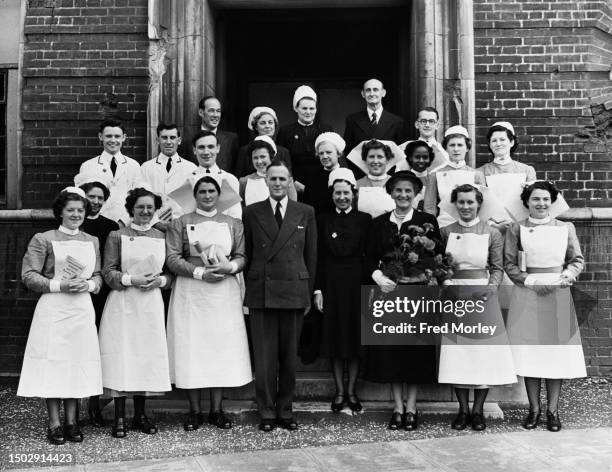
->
<box><xmin>229</xmin><ymin>261</ymin><xmax>239</xmax><ymax>274</ymax></box>
<box><xmin>49</xmin><ymin>280</ymin><xmax>62</xmax><ymax>293</ymax></box>
<box><xmin>524</xmin><ymin>275</ymin><xmax>537</xmax><ymax>287</ymax></box>
<box><xmin>314</xmin><ymin>290</ymin><xmax>322</xmax><ymax>295</ymax></box>
<box><xmin>121</xmin><ymin>274</ymin><xmax>132</xmax><ymax>286</ymax></box>
<box><xmin>561</xmin><ymin>269</ymin><xmax>574</xmax><ymax>281</ymax></box>
<box><xmin>193</xmin><ymin>267</ymin><xmax>205</xmax><ymax>280</ymax></box>
<box><xmin>159</xmin><ymin>275</ymin><xmax>167</xmax><ymax>288</ymax></box>
<box><xmin>87</xmin><ymin>280</ymin><xmax>96</xmax><ymax>292</ymax></box>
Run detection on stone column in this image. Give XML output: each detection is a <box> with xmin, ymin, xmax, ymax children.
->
<box><xmin>456</xmin><ymin>0</ymin><xmax>476</xmax><ymax>167</ymax></box>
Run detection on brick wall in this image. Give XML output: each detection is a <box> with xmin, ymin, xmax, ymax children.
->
<box><xmin>473</xmin><ymin>0</ymin><xmax>612</xmax><ymax>208</ymax></box>
<box><xmin>21</xmin><ymin>0</ymin><xmax>150</xmax><ymax>208</ymax></box>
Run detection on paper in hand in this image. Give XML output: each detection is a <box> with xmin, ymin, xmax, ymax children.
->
<box><xmin>61</xmin><ymin>255</ymin><xmax>86</xmax><ymax>280</ymax></box>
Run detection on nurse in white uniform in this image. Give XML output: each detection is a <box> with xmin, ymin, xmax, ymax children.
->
<box><xmin>99</xmin><ymin>187</ymin><xmax>172</xmax><ymax>438</ymax></box>
<box><xmin>504</xmin><ymin>181</ymin><xmax>585</xmax><ymax>432</ymax></box>
<box><xmin>19</xmin><ymin>188</ymin><xmax>103</xmax><ymax>445</ymax></box>
<box><xmin>438</xmin><ymin>184</ymin><xmax>516</xmax><ymax>431</ymax></box>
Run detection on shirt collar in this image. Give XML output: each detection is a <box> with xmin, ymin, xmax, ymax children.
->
<box><xmin>528</xmin><ymin>216</ymin><xmax>551</xmax><ymax>225</ymax></box>
<box><xmin>389</xmin><ymin>208</ymin><xmax>414</xmax><ymax>226</ymax></box>
<box><xmin>410</xmin><ymin>168</ymin><xmax>428</xmax><ymax>179</ymax></box>
<box><xmin>196</xmin><ymin>208</ymin><xmax>218</xmax><ymax>217</ymax></box>
<box><xmin>493</xmin><ymin>156</ymin><xmax>513</xmax><ymax>165</ymax></box>
<box><xmin>447</xmin><ymin>160</ymin><xmax>467</xmax><ymax>169</ymax></box>
<box><xmin>421</xmin><ymin>137</ymin><xmax>439</xmax><ymax>148</ymax></box>
<box><xmin>100</xmin><ymin>150</ymin><xmax>123</xmax><ymax>163</ymax></box>
<box><xmin>255</xmin><ymin>171</ymin><xmax>267</xmax><ymax>177</ymax></box>
<box><xmin>336</xmin><ymin>206</ymin><xmax>352</xmax><ymax>214</ymax></box>
<box><xmin>199</xmin><ymin>164</ymin><xmax>220</xmax><ymax>174</ymax></box>
<box><xmin>269</xmin><ymin>196</ymin><xmax>289</xmax><ymax>210</ymax></box>
<box><xmin>367</xmin><ymin>106</ymin><xmax>383</xmax><ymax>119</ymax></box>
<box><xmin>58</xmin><ymin>225</ymin><xmax>79</xmax><ymax>235</ymax></box>
<box><xmin>297</xmin><ymin>120</ymin><xmax>314</xmax><ymax>127</ymax></box>
<box><xmin>367</xmin><ymin>173</ymin><xmax>388</xmax><ymax>181</ymax></box>
<box><xmin>201</xmin><ymin>125</ymin><xmax>217</xmax><ymax>133</ymax></box>
<box><xmin>157</xmin><ymin>152</ymin><xmax>180</xmax><ymax>163</ymax></box>
<box><xmin>130</xmin><ymin>222</ymin><xmax>152</xmax><ymax>231</ymax></box>
<box><xmin>458</xmin><ymin>216</ymin><xmax>480</xmax><ymax>227</ymax></box>
<box><xmin>86</xmin><ymin>213</ymin><xmax>100</xmax><ymax>220</ymax></box>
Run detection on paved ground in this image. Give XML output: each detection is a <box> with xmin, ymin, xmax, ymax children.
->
<box><xmin>5</xmin><ymin>427</ymin><xmax>612</xmax><ymax>472</ymax></box>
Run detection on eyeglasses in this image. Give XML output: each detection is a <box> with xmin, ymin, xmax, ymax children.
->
<box><xmin>417</xmin><ymin>119</ymin><xmax>437</xmax><ymax>126</ymax></box>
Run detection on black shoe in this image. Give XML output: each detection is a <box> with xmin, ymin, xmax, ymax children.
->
<box><xmin>112</xmin><ymin>417</ymin><xmax>127</xmax><ymax>438</ymax></box>
<box><xmin>347</xmin><ymin>394</ymin><xmax>363</xmax><ymax>413</ymax></box>
<box><xmin>451</xmin><ymin>410</ymin><xmax>470</xmax><ymax>430</ymax></box>
<box><xmin>331</xmin><ymin>393</ymin><xmax>346</xmax><ymax>413</ymax></box>
<box><xmin>258</xmin><ymin>419</ymin><xmax>275</xmax><ymax>432</ymax></box>
<box><xmin>546</xmin><ymin>410</ymin><xmax>562</xmax><ymax>432</ymax></box>
<box><xmin>132</xmin><ymin>414</ymin><xmax>157</xmax><ymax>434</ymax></box>
<box><xmin>388</xmin><ymin>411</ymin><xmax>403</xmax><ymax>430</ymax></box>
<box><xmin>523</xmin><ymin>410</ymin><xmax>541</xmax><ymax>430</ymax></box>
<box><xmin>47</xmin><ymin>425</ymin><xmax>66</xmax><ymax>445</ymax></box>
<box><xmin>471</xmin><ymin>412</ymin><xmax>486</xmax><ymax>431</ymax></box>
<box><xmin>88</xmin><ymin>408</ymin><xmax>106</xmax><ymax>427</ymax></box>
<box><xmin>209</xmin><ymin>410</ymin><xmax>232</xmax><ymax>429</ymax></box>
<box><xmin>404</xmin><ymin>410</ymin><xmax>419</xmax><ymax>431</ymax></box>
<box><xmin>184</xmin><ymin>412</ymin><xmax>204</xmax><ymax>431</ymax></box>
<box><xmin>277</xmin><ymin>417</ymin><xmax>298</xmax><ymax>431</ymax></box>
<box><xmin>64</xmin><ymin>423</ymin><xmax>83</xmax><ymax>442</ymax></box>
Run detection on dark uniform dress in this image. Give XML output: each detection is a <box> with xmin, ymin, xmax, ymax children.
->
<box><xmin>302</xmin><ymin>161</ymin><xmax>349</xmax><ymax>215</ymax></box>
<box><xmin>276</xmin><ymin>121</ymin><xmax>333</xmax><ymax>196</ymax></box>
<box><xmin>315</xmin><ymin>208</ymin><xmax>371</xmax><ymax>359</ymax></box>
<box><xmin>82</xmin><ymin>215</ymin><xmax>119</xmax><ymax>327</ymax></box>
<box><xmin>363</xmin><ymin>210</ymin><xmax>440</xmax><ymax>384</ymax></box>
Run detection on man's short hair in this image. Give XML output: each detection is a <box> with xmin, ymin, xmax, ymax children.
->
<box><xmin>266</xmin><ymin>158</ymin><xmax>292</xmax><ymax>176</ymax></box>
<box><xmin>98</xmin><ymin>118</ymin><xmax>126</xmax><ymax>134</ymax></box>
<box><xmin>192</xmin><ymin>130</ymin><xmax>218</xmax><ymax>147</ymax></box>
<box><xmin>417</xmin><ymin>106</ymin><xmax>439</xmax><ymax>120</ymax></box>
<box><xmin>198</xmin><ymin>95</ymin><xmax>219</xmax><ymax>111</ymax></box>
<box><xmin>156</xmin><ymin>122</ymin><xmax>180</xmax><ymax>137</ymax></box>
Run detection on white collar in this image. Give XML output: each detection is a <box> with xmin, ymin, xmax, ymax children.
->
<box><xmin>410</xmin><ymin>169</ymin><xmax>428</xmax><ymax>179</ymax></box>
<box><xmin>297</xmin><ymin>120</ymin><xmax>314</xmax><ymax>127</ymax></box>
<box><xmin>447</xmin><ymin>160</ymin><xmax>467</xmax><ymax>169</ymax></box>
<box><xmin>255</xmin><ymin>171</ymin><xmax>267</xmax><ymax>178</ymax></box>
<box><xmin>196</xmin><ymin>208</ymin><xmax>218</xmax><ymax>217</ymax></box>
<box><xmin>528</xmin><ymin>216</ymin><xmax>551</xmax><ymax>225</ymax></box>
<box><xmin>269</xmin><ymin>195</ymin><xmax>288</xmax><ymax>209</ymax></box>
<box><xmin>389</xmin><ymin>208</ymin><xmax>414</xmax><ymax>226</ymax></box>
<box><xmin>130</xmin><ymin>222</ymin><xmax>152</xmax><ymax>231</ymax></box>
<box><xmin>367</xmin><ymin>173</ymin><xmax>388</xmax><ymax>181</ymax></box>
<box><xmin>421</xmin><ymin>137</ymin><xmax>438</xmax><ymax>147</ymax></box>
<box><xmin>58</xmin><ymin>225</ymin><xmax>79</xmax><ymax>235</ymax></box>
<box><xmin>336</xmin><ymin>206</ymin><xmax>352</xmax><ymax>214</ymax></box>
<box><xmin>158</xmin><ymin>152</ymin><xmax>179</xmax><ymax>163</ymax></box>
<box><xmin>367</xmin><ymin>106</ymin><xmax>383</xmax><ymax>118</ymax></box>
<box><xmin>323</xmin><ymin>164</ymin><xmax>339</xmax><ymax>172</ymax></box>
<box><xmin>199</xmin><ymin>164</ymin><xmax>220</xmax><ymax>174</ymax></box>
<box><xmin>493</xmin><ymin>156</ymin><xmax>513</xmax><ymax>165</ymax></box>
<box><xmin>101</xmin><ymin>150</ymin><xmax>123</xmax><ymax>163</ymax></box>
<box><xmin>86</xmin><ymin>213</ymin><xmax>100</xmax><ymax>220</ymax></box>
<box><xmin>458</xmin><ymin>216</ymin><xmax>480</xmax><ymax>227</ymax></box>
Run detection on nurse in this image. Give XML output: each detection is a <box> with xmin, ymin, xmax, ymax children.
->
<box><xmin>19</xmin><ymin>188</ymin><xmax>103</xmax><ymax>444</ymax></box>
<box><xmin>98</xmin><ymin>187</ymin><xmax>172</xmax><ymax>438</ymax></box>
<box><xmin>354</xmin><ymin>140</ymin><xmax>397</xmax><ymax>218</ymax></box>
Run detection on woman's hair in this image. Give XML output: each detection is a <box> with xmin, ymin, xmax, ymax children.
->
<box><xmin>247</xmin><ymin>140</ymin><xmax>276</xmax><ymax>160</ymax></box>
<box><xmin>52</xmin><ymin>191</ymin><xmax>91</xmax><ymax>221</ymax></box>
<box><xmin>125</xmin><ymin>187</ymin><xmax>163</xmax><ymax>217</ymax></box>
<box><xmin>329</xmin><ymin>179</ymin><xmax>357</xmax><ymax>200</ymax></box>
<box><xmin>384</xmin><ymin>171</ymin><xmax>424</xmax><ymax>195</ymax></box>
<box><xmin>450</xmin><ymin>184</ymin><xmax>483</xmax><ymax>206</ymax></box>
<box><xmin>192</xmin><ymin>175</ymin><xmax>221</xmax><ymax>198</ymax></box>
<box><xmin>405</xmin><ymin>140</ymin><xmax>434</xmax><ymax>163</ymax></box>
<box><xmin>520</xmin><ymin>181</ymin><xmax>559</xmax><ymax>208</ymax></box>
<box><xmin>361</xmin><ymin>139</ymin><xmax>393</xmax><ymax>161</ymax></box>
<box><xmin>250</xmin><ymin>111</ymin><xmax>278</xmax><ymax>134</ymax></box>
<box><xmin>486</xmin><ymin>125</ymin><xmax>519</xmax><ymax>154</ymax></box>
<box><xmin>442</xmin><ymin>133</ymin><xmax>472</xmax><ymax>151</ymax></box>
<box><xmin>79</xmin><ymin>181</ymin><xmax>110</xmax><ymax>201</ymax></box>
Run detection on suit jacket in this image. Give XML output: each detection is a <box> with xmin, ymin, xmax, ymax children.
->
<box><xmin>243</xmin><ymin>199</ymin><xmax>317</xmax><ymax>309</ymax></box>
<box><xmin>343</xmin><ymin>109</ymin><xmax>406</xmax><ymax>152</ymax></box>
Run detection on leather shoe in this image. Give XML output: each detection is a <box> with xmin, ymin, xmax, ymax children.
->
<box><xmin>47</xmin><ymin>425</ymin><xmax>66</xmax><ymax>445</ymax></box>
<box><xmin>347</xmin><ymin>394</ymin><xmax>363</xmax><ymax>413</ymax></box>
<box><xmin>522</xmin><ymin>410</ymin><xmax>541</xmax><ymax>430</ymax></box>
<box><xmin>331</xmin><ymin>393</ymin><xmax>346</xmax><ymax>413</ymax></box>
<box><xmin>64</xmin><ymin>423</ymin><xmax>83</xmax><ymax>442</ymax></box>
<box><xmin>277</xmin><ymin>417</ymin><xmax>298</xmax><ymax>431</ymax></box>
<box><xmin>132</xmin><ymin>414</ymin><xmax>157</xmax><ymax>434</ymax></box>
<box><xmin>184</xmin><ymin>412</ymin><xmax>204</xmax><ymax>431</ymax></box>
<box><xmin>88</xmin><ymin>408</ymin><xmax>106</xmax><ymax>427</ymax></box>
<box><xmin>258</xmin><ymin>419</ymin><xmax>275</xmax><ymax>432</ymax></box>
<box><xmin>404</xmin><ymin>410</ymin><xmax>419</xmax><ymax>431</ymax></box>
<box><xmin>112</xmin><ymin>417</ymin><xmax>127</xmax><ymax>438</ymax></box>
<box><xmin>471</xmin><ymin>412</ymin><xmax>486</xmax><ymax>431</ymax></box>
<box><xmin>451</xmin><ymin>410</ymin><xmax>470</xmax><ymax>430</ymax></box>
<box><xmin>208</xmin><ymin>410</ymin><xmax>232</xmax><ymax>429</ymax></box>
<box><xmin>546</xmin><ymin>410</ymin><xmax>562</xmax><ymax>432</ymax></box>
<box><xmin>388</xmin><ymin>411</ymin><xmax>403</xmax><ymax>430</ymax></box>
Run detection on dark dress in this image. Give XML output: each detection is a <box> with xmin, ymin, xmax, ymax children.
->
<box><xmin>235</xmin><ymin>142</ymin><xmax>292</xmax><ymax>178</ymax></box>
<box><xmin>276</xmin><ymin>121</ymin><xmax>333</xmax><ymax>195</ymax></box>
<box><xmin>301</xmin><ymin>160</ymin><xmax>349</xmax><ymax>215</ymax></box>
<box><xmin>315</xmin><ymin>209</ymin><xmax>371</xmax><ymax>359</ymax></box>
<box><xmin>81</xmin><ymin>214</ymin><xmax>119</xmax><ymax>327</ymax></box>
<box><xmin>362</xmin><ymin>210</ymin><xmax>441</xmax><ymax>384</ymax></box>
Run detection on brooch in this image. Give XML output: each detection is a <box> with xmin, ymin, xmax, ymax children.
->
<box><xmin>294</xmin><ymin>135</ymin><xmax>299</xmax><ymax>140</ymax></box>
<box><xmin>331</xmin><ymin>232</ymin><xmax>338</xmax><ymax>239</ymax></box>
<box><xmin>456</xmin><ymin>235</ymin><xmax>461</xmax><ymax>240</ymax></box>
<box><xmin>130</xmin><ymin>237</ymin><xmax>134</xmax><ymax>241</ymax></box>
<box><xmin>529</xmin><ymin>229</ymin><xmax>534</xmax><ymax>233</ymax></box>
<box><xmin>102</xmin><ymin>168</ymin><xmax>107</xmax><ymax>172</ymax></box>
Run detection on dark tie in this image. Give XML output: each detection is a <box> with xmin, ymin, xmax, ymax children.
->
<box><xmin>371</xmin><ymin>112</ymin><xmax>377</xmax><ymax>126</ymax></box>
<box><xmin>206</xmin><ymin>168</ymin><xmax>211</xmax><ymax>174</ymax></box>
<box><xmin>274</xmin><ymin>202</ymin><xmax>283</xmax><ymax>228</ymax></box>
<box><xmin>166</xmin><ymin>157</ymin><xmax>172</xmax><ymax>173</ymax></box>
<box><xmin>110</xmin><ymin>157</ymin><xmax>117</xmax><ymax>177</ymax></box>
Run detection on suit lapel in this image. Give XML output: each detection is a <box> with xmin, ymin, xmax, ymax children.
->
<box><xmin>375</xmin><ymin>110</ymin><xmax>393</xmax><ymax>138</ymax></box>
<box><xmin>355</xmin><ymin>111</ymin><xmax>372</xmax><ymax>136</ymax></box>
<box><xmin>267</xmin><ymin>200</ymin><xmax>300</xmax><ymax>261</ymax></box>
<box><xmin>253</xmin><ymin>201</ymin><xmax>278</xmax><ymax>243</ymax></box>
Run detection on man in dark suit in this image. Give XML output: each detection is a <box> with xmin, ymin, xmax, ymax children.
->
<box><xmin>343</xmin><ymin>78</ymin><xmax>407</xmax><ymax>155</ymax></box>
<box><xmin>195</xmin><ymin>96</ymin><xmax>239</xmax><ymax>173</ymax></box>
<box><xmin>243</xmin><ymin>160</ymin><xmax>317</xmax><ymax>432</ymax></box>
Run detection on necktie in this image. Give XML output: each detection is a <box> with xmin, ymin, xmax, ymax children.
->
<box><xmin>274</xmin><ymin>202</ymin><xmax>283</xmax><ymax>228</ymax></box>
<box><xmin>166</xmin><ymin>157</ymin><xmax>172</xmax><ymax>173</ymax></box>
<box><xmin>206</xmin><ymin>168</ymin><xmax>211</xmax><ymax>174</ymax></box>
<box><xmin>110</xmin><ymin>157</ymin><xmax>117</xmax><ymax>177</ymax></box>
<box><xmin>371</xmin><ymin>112</ymin><xmax>377</xmax><ymax>126</ymax></box>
